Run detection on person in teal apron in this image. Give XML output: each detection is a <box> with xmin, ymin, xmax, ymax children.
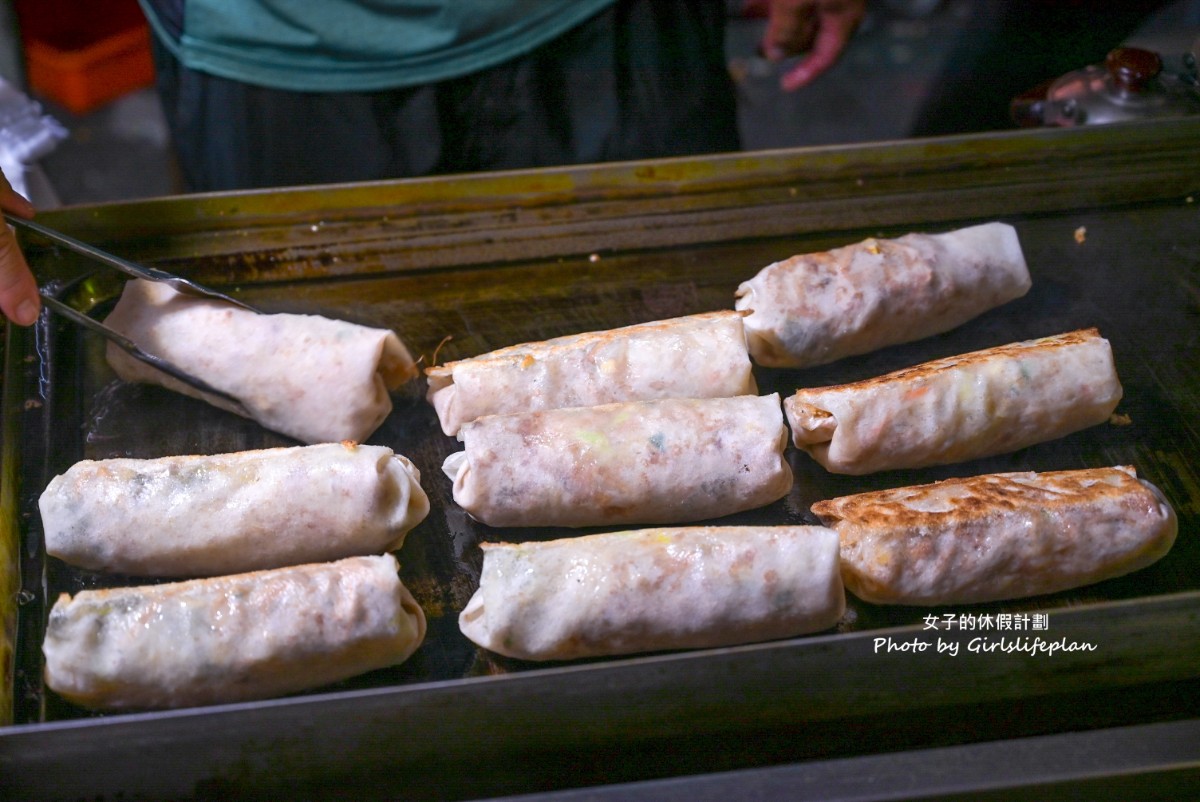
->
<box><xmin>138</xmin><ymin>0</ymin><xmax>865</xmax><ymax>191</ymax></box>
<box><xmin>0</xmin><ymin>0</ymin><xmax>864</xmax><ymax>323</ymax></box>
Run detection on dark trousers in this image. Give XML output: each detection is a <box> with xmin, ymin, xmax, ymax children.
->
<box><xmin>149</xmin><ymin>0</ymin><xmax>739</xmax><ymax>192</ymax></box>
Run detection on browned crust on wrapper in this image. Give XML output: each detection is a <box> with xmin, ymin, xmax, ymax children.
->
<box><xmin>809</xmin><ymin>327</ymin><xmax>1101</xmax><ymax>394</ymax></box>
<box><xmin>785</xmin><ymin>329</ymin><xmax>1123</xmax><ymax>474</ymax></box>
<box><xmin>812</xmin><ymin>466</ymin><xmax>1177</xmax><ymax>606</ymax></box>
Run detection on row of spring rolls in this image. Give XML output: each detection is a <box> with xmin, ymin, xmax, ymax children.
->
<box><xmin>421</xmin><ymin>223</ymin><xmax>1173</xmax><ymax>661</ymax></box>
<box><xmin>42</xmin><ymin>456</ymin><xmax>1178</xmax><ymax>683</ymax></box>
<box><xmin>439</xmin><ymin>328</ymin><xmax>1124</xmax><ymax>528</ymax></box>
<box><xmin>97</xmin><ymin>222</ymin><xmax>1028</xmax><ymax>445</ymax></box>
<box><xmin>40</xmin><ymin>443</ymin><xmax>434</xmax><ymax>710</ymax></box>
<box><xmin>422</xmin><ymin>222</ymin><xmax>1115</xmax><ymax>526</ymax></box>
<box><xmin>461</xmin><ymin>465</ymin><xmax>1177</xmax><ymax>661</ymax></box>
<box><xmin>40</xmin><ymin>350</ymin><xmax>1142</xmax><ymax>708</ymax></box>
<box><xmin>49</xmin><ymin>256</ymin><xmax>445</xmax><ymax>708</ymax></box>
<box><xmin>39</xmin><ymin>221</ymin><xmax>1174</xmax><ymax>709</ymax></box>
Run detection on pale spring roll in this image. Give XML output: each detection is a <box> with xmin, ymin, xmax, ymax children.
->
<box><xmin>43</xmin><ymin>554</ymin><xmax>426</xmax><ymax>710</ymax></box>
<box><xmin>444</xmin><ymin>394</ymin><xmax>793</xmax><ymax>528</ymax></box>
<box><xmin>812</xmin><ymin>466</ymin><xmax>1177</xmax><ymax>606</ymax></box>
<box><xmin>460</xmin><ymin>525</ymin><xmax>844</xmax><ymax>661</ymax></box>
<box><xmin>103</xmin><ymin>279</ymin><xmax>418</xmax><ymax>444</ymax></box>
<box><xmin>735</xmin><ymin>222</ymin><xmax>1031</xmax><ymax>368</ymax></box>
<box><xmin>785</xmin><ymin>329</ymin><xmax>1123</xmax><ymax>475</ymax></box>
<box><xmin>39</xmin><ymin>442</ymin><xmax>429</xmax><ymax>577</ymax></box>
<box><xmin>426</xmin><ymin>310</ymin><xmax>757</xmax><ymax>436</ymax></box>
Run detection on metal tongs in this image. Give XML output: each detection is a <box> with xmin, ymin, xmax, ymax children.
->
<box><xmin>13</xmin><ymin>217</ymin><xmax>257</xmax><ymax>413</ymax></box>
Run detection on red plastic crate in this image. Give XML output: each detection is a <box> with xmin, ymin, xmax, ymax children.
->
<box><xmin>17</xmin><ymin>0</ymin><xmax>155</xmax><ymax>115</ymax></box>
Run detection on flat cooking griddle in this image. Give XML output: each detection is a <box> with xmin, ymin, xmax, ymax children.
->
<box><xmin>2</xmin><ymin>118</ymin><xmax>1199</xmax><ymax>800</ymax></box>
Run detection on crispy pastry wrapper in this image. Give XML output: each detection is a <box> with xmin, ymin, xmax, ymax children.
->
<box><xmin>460</xmin><ymin>525</ymin><xmax>844</xmax><ymax>660</ymax></box>
<box><xmin>812</xmin><ymin>466</ymin><xmax>1177</xmax><ymax>606</ymax></box>
<box><xmin>443</xmin><ymin>394</ymin><xmax>793</xmax><ymax>528</ymax></box>
<box><xmin>42</xmin><ymin>555</ymin><xmax>426</xmax><ymax>710</ymax></box>
<box><xmin>784</xmin><ymin>329</ymin><xmax>1123</xmax><ymax>474</ymax></box>
<box><xmin>103</xmin><ymin>279</ymin><xmax>418</xmax><ymax>444</ymax></box>
<box><xmin>426</xmin><ymin>310</ymin><xmax>757</xmax><ymax>436</ymax></box>
<box><xmin>735</xmin><ymin>222</ymin><xmax>1031</xmax><ymax>368</ymax></box>
<box><xmin>39</xmin><ymin>442</ymin><xmax>429</xmax><ymax>577</ymax></box>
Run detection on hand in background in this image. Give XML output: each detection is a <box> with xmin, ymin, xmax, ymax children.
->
<box><xmin>744</xmin><ymin>0</ymin><xmax>867</xmax><ymax>91</ymax></box>
<box><xmin>0</xmin><ymin>171</ymin><xmax>38</xmax><ymax>326</ymax></box>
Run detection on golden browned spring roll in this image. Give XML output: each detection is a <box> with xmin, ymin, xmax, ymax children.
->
<box><xmin>426</xmin><ymin>310</ymin><xmax>757</xmax><ymax>436</ymax></box>
<box><xmin>785</xmin><ymin>329</ymin><xmax>1122</xmax><ymax>475</ymax></box>
<box><xmin>43</xmin><ymin>555</ymin><xmax>426</xmax><ymax>710</ymax></box>
<box><xmin>460</xmin><ymin>525</ymin><xmax>844</xmax><ymax>661</ymax></box>
<box><xmin>39</xmin><ymin>443</ymin><xmax>429</xmax><ymax>577</ymax></box>
<box><xmin>735</xmin><ymin>222</ymin><xmax>1031</xmax><ymax>368</ymax></box>
<box><xmin>443</xmin><ymin>394</ymin><xmax>793</xmax><ymax>528</ymax></box>
<box><xmin>812</xmin><ymin>466</ymin><xmax>1177</xmax><ymax>606</ymax></box>
<box><xmin>104</xmin><ymin>279</ymin><xmax>418</xmax><ymax>444</ymax></box>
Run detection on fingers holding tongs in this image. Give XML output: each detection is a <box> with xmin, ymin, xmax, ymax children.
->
<box><xmin>13</xmin><ymin>216</ymin><xmax>256</xmax><ymax>416</ymax></box>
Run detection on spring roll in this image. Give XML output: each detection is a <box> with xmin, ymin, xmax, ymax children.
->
<box><xmin>785</xmin><ymin>329</ymin><xmax>1123</xmax><ymax>474</ymax></box>
<box><xmin>426</xmin><ymin>310</ymin><xmax>757</xmax><ymax>436</ymax></box>
<box><xmin>812</xmin><ymin>466</ymin><xmax>1177</xmax><ymax>606</ymax></box>
<box><xmin>444</xmin><ymin>394</ymin><xmax>793</xmax><ymax>528</ymax></box>
<box><xmin>42</xmin><ymin>554</ymin><xmax>426</xmax><ymax>710</ymax></box>
<box><xmin>103</xmin><ymin>279</ymin><xmax>418</xmax><ymax>444</ymax></box>
<box><xmin>39</xmin><ymin>442</ymin><xmax>429</xmax><ymax>577</ymax></box>
<box><xmin>460</xmin><ymin>525</ymin><xmax>844</xmax><ymax>660</ymax></box>
<box><xmin>735</xmin><ymin>222</ymin><xmax>1031</xmax><ymax>368</ymax></box>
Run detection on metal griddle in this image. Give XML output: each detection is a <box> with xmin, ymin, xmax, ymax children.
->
<box><xmin>1</xmin><ymin>118</ymin><xmax>1199</xmax><ymax>800</ymax></box>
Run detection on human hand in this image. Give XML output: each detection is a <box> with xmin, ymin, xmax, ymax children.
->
<box><xmin>0</xmin><ymin>170</ymin><xmax>38</xmax><ymax>326</ymax></box>
<box><xmin>745</xmin><ymin>0</ymin><xmax>867</xmax><ymax>91</ymax></box>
